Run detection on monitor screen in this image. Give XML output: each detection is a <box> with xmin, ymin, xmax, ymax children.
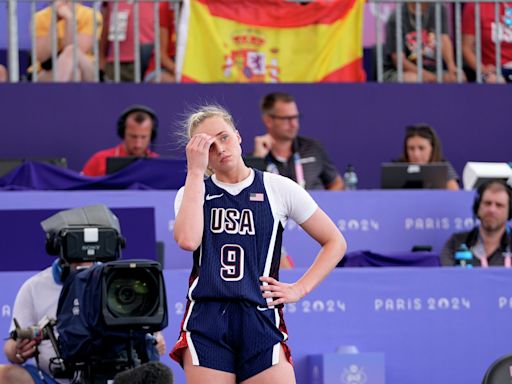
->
<box><xmin>0</xmin><ymin>158</ymin><xmax>67</xmax><ymax>178</ymax></box>
<box><xmin>106</xmin><ymin>156</ymin><xmax>139</xmax><ymax>174</ymax></box>
<box><xmin>243</xmin><ymin>156</ymin><xmax>267</xmax><ymax>171</ymax></box>
<box><xmin>380</xmin><ymin>162</ymin><xmax>449</xmax><ymax>189</ymax></box>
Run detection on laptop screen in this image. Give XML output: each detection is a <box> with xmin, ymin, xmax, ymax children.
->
<box><xmin>380</xmin><ymin>162</ymin><xmax>449</xmax><ymax>189</ymax></box>
<box><xmin>106</xmin><ymin>157</ymin><xmax>140</xmax><ymax>174</ymax></box>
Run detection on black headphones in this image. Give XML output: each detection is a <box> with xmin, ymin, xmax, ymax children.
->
<box><xmin>116</xmin><ymin>105</ymin><xmax>159</xmax><ymax>142</ymax></box>
<box><xmin>472</xmin><ymin>180</ymin><xmax>512</xmax><ymax>220</ymax></box>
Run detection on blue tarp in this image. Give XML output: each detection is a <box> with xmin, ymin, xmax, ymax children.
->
<box><xmin>0</xmin><ymin>160</ymin><xmax>187</xmax><ymax>190</ymax></box>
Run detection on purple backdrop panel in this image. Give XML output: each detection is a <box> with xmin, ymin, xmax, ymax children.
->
<box><xmin>0</xmin><ymin>190</ymin><xmax>476</xmax><ymax>270</ymax></box>
<box><xmin>0</xmin><ymin>84</ymin><xmax>511</xmax><ymax>189</ymax></box>
<box><xmin>0</xmin><ymin>207</ymin><xmax>156</xmax><ymax>271</ymax></box>
<box><xmin>0</xmin><ymin>191</ymin><xmax>171</xmax><ymax>269</ymax></box>
<box><xmin>1</xmin><ymin>268</ymin><xmax>511</xmax><ymax>384</ymax></box>
<box><xmin>277</xmin><ymin>268</ymin><xmax>512</xmax><ymax>384</ymax></box>
<box><xmin>282</xmin><ymin>190</ymin><xmax>475</xmax><ymax>267</ymax></box>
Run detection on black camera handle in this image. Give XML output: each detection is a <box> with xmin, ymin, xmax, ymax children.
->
<box><xmin>44</xmin><ymin>319</ymin><xmax>67</xmax><ymax>374</ymax></box>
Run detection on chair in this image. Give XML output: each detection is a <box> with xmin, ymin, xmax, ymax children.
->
<box><xmin>482</xmin><ymin>353</ymin><xmax>512</xmax><ymax>384</ymax></box>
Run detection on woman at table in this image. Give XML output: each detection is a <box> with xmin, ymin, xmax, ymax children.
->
<box><xmin>396</xmin><ymin>123</ymin><xmax>460</xmax><ymax>190</ymax></box>
<box><xmin>170</xmin><ymin>104</ymin><xmax>346</xmax><ymax>384</ymax></box>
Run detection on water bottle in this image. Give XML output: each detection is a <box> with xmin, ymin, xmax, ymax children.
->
<box><xmin>343</xmin><ymin>164</ymin><xmax>358</xmax><ymax>190</ymax></box>
<box><xmin>454</xmin><ymin>243</ymin><xmax>473</xmax><ymax>268</ymax></box>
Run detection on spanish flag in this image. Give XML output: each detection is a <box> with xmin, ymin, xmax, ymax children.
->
<box><xmin>177</xmin><ymin>0</ymin><xmax>365</xmax><ymax>83</ymax></box>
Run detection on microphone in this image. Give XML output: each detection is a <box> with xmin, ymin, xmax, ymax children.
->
<box><xmin>113</xmin><ymin>361</ymin><xmax>174</xmax><ymax>384</ymax></box>
<box><xmin>454</xmin><ymin>243</ymin><xmax>473</xmax><ymax>268</ymax></box>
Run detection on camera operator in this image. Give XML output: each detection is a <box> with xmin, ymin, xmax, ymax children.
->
<box><xmin>0</xmin><ymin>205</ymin><xmax>167</xmax><ymax>384</ymax></box>
<box><xmin>0</xmin><ymin>259</ymin><xmax>91</xmax><ymax>384</ymax></box>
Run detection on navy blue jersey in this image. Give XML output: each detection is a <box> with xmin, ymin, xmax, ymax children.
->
<box><xmin>187</xmin><ymin>170</ymin><xmax>283</xmax><ymax>306</ymax></box>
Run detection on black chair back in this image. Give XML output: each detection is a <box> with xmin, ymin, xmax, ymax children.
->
<box><xmin>482</xmin><ymin>354</ymin><xmax>512</xmax><ymax>384</ymax></box>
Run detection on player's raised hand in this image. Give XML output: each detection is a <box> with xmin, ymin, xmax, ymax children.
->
<box><xmin>186</xmin><ymin>133</ymin><xmax>214</xmax><ymax>175</ymax></box>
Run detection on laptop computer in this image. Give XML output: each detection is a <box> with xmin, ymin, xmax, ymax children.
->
<box><xmin>0</xmin><ymin>157</ymin><xmax>67</xmax><ymax>178</ymax></box>
<box><xmin>380</xmin><ymin>162</ymin><xmax>449</xmax><ymax>189</ymax></box>
<box><xmin>106</xmin><ymin>156</ymin><xmax>140</xmax><ymax>174</ymax></box>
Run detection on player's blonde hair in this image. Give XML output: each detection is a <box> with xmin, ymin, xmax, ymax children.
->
<box><xmin>180</xmin><ymin>105</ymin><xmax>238</xmax><ymax>176</ymax></box>
<box><xmin>185</xmin><ymin>105</ymin><xmax>236</xmax><ymax>139</ymax></box>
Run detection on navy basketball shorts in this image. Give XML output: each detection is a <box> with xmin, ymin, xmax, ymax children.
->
<box><xmin>170</xmin><ymin>300</ymin><xmax>292</xmax><ymax>381</ymax></box>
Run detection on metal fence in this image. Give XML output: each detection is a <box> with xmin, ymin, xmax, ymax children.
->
<box><xmin>370</xmin><ymin>0</ymin><xmax>511</xmax><ymax>83</ymax></box>
<box><xmin>2</xmin><ymin>0</ymin><xmax>510</xmax><ymax>83</ymax></box>
<box><xmin>3</xmin><ymin>0</ymin><xmax>180</xmax><ymax>83</ymax></box>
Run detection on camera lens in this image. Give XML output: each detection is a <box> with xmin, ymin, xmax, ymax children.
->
<box><xmin>118</xmin><ymin>286</ymin><xmax>136</xmax><ymax>304</ymax></box>
<box><xmin>105</xmin><ymin>269</ymin><xmax>159</xmax><ymax>318</ymax></box>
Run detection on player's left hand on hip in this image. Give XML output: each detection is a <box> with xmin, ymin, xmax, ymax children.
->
<box><xmin>259</xmin><ymin>276</ymin><xmax>304</xmax><ymax>306</ymax></box>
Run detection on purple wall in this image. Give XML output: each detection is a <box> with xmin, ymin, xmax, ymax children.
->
<box><xmin>2</xmin><ymin>268</ymin><xmax>512</xmax><ymax>384</ymax></box>
<box><xmin>0</xmin><ymin>83</ymin><xmax>510</xmax><ymax>188</ymax></box>
<box><xmin>0</xmin><ymin>207</ymin><xmax>157</xmax><ymax>271</ymax></box>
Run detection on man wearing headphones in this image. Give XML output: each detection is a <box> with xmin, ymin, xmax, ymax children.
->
<box><xmin>440</xmin><ymin>180</ymin><xmax>512</xmax><ymax>267</ymax></box>
<box><xmin>81</xmin><ymin>105</ymin><xmax>159</xmax><ymax>177</ymax></box>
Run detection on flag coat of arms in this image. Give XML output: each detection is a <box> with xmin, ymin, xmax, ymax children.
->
<box><xmin>176</xmin><ymin>0</ymin><xmax>365</xmax><ymax>83</ymax></box>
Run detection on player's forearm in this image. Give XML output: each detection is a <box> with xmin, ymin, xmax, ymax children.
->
<box><xmin>294</xmin><ymin>234</ymin><xmax>346</xmax><ymax>297</ymax></box>
<box><xmin>174</xmin><ymin>172</ymin><xmax>205</xmax><ymax>251</ymax></box>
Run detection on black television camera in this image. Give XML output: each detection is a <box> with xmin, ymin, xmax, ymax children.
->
<box><xmin>15</xmin><ymin>205</ymin><xmax>168</xmax><ymax>384</ymax></box>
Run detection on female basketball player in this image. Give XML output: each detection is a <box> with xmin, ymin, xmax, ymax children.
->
<box><xmin>171</xmin><ymin>105</ymin><xmax>346</xmax><ymax>384</ymax></box>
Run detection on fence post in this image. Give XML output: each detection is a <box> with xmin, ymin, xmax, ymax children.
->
<box><xmin>7</xmin><ymin>0</ymin><xmax>20</xmax><ymax>82</ymax></box>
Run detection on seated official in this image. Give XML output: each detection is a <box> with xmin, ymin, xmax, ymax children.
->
<box><xmin>0</xmin><ymin>259</ymin><xmax>91</xmax><ymax>384</ymax></box>
<box><xmin>81</xmin><ymin>105</ymin><xmax>159</xmax><ymax>176</ymax></box>
<box><xmin>252</xmin><ymin>92</ymin><xmax>344</xmax><ymax>190</ymax></box>
<box><xmin>440</xmin><ymin>180</ymin><xmax>512</xmax><ymax>267</ymax></box>
<box><xmin>395</xmin><ymin>123</ymin><xmax>459</xmax><ymax>190</ymax></box>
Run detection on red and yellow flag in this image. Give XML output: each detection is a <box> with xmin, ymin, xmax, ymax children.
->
<box><xmin>177</xmin><ymin>0</ymin><xmax>365</xmax><ymax>83</ymax></box>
